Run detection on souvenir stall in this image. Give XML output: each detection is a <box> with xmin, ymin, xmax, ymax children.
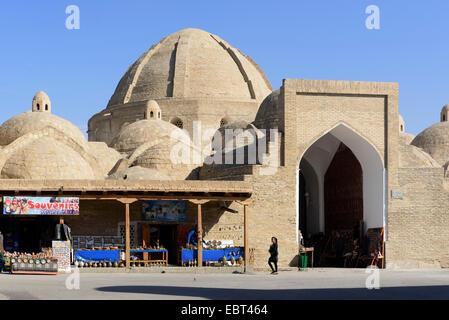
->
<box><xmin>143</xmin><ymin>199</ymin><xmax>246</xmax><ymax>267</ymax></box>
<box><xmin>0</xmin><ymin>180</ymin><xmax>253</xmax><ymax>272</ymax></box>
<box><xmin>177</xmin><ymin>201</ymin><xmax>248</xmax><ymax>268</ymax></box>
<box><xmin>1</xmin><ymin>196</ymin><xmax>78</xmax><ymax>274</ymax></box>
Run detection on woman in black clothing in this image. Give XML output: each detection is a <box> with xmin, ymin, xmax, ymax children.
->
<box><xmin>268</xmin><ymin>237</ymin><xmax>278</xmax><ymax>274</ymax></box>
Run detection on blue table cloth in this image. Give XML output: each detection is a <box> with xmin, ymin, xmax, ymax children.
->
<box><xmin>181</xmin><ymin>247</ymin><xmax>244</xmax><ymax>262</ymax></box>
<box><xmin>75</xmin><ymin>250</ymin><xmax>120</xmax><ymax>262</ymax></box>
<box><xmin>75</xmin><ymin>249</ymin><xmax>168</xmax><ymax>262</ymax></box>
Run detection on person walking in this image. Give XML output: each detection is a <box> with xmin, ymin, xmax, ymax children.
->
<box><xmin>268</xmin><ymin>237</ymin><xmax>278</xmax><ymax>274</ymax></box>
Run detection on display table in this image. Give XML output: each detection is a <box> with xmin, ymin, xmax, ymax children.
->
<box><xmin>180</xmin><ymin>247</ymin><xmax>244</xmax><ymax>263</ymax></box>
<box><xmin>75</xmin><ymin>249</ymin><xmax>120</xmax><ymax>262</ymax></box>
<box><xmin>129</xmin><ymin>249</ymin><xmax>168</xmax><ymax>266</ymax></box>
<box><xmin>75</xmin><ymin>249</ymin><xmax>168</xmax><ymax>266</ymax></box>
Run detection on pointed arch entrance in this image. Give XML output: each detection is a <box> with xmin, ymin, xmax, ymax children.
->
<box><xmin>296</xmin><ymin>124</ymin><xmax>385</xmax><ymax>250</ymax></box>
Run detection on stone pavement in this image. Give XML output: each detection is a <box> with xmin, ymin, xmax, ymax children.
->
<box><xmin>1</xmin><ymin>268</ymin><xmax>449</xmax><ymax>300</ymax></box>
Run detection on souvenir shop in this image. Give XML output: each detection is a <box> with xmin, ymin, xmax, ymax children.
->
<box><xmin>0</xmin><ymin>182</ymin><xmax>252</xmax><ymax>273</ymax></box>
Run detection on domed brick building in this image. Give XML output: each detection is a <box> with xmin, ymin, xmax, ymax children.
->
<box><xmin>2</xmin><ymin>28</ymin><xmax>449</xmax><ymax>270</ymax></box>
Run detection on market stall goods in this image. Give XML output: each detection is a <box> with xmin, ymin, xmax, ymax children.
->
<box><xmin>3</xmin><ymin>251</ymin><xmax>58</xmax><ymax>274</ymax></box>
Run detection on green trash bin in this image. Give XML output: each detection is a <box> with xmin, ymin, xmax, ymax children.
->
<box><xmin>299</xmin><ymin>252</ymin><xmax>308</xmax><ymax>269</ymax></box>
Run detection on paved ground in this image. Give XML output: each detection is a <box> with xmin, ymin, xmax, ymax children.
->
<box><xmin>1</xmin><ymin>268</ymin><xmax>449</xmax><ymax>300</ymax></box>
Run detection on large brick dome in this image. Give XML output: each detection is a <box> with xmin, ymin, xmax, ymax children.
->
<box><xmin>107</xmin><ymin>28</ymin><xmax>272</xmax><ymax>107</ymax></box>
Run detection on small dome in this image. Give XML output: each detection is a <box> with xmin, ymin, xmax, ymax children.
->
<box><xmin>107</xmin><ymin>28</ymin><xmax>272</xmax><ymax>107</ymax></box>
<box><xmin>87</xmin><ymin>142</ymin><xmax>123</xmax><ymax>177</ymax></box>
<box><xmin>411</xmin><ymin>122</ymin><xmax>449</xmax><ymax>165</ymax></box>
<box><xmin>144</xmin><ymin>100</ymin><xmax>161</xmax><ymax>120</ymax></box>
<box><xmin>32</xmin><ymin>91</ymin><xmax>51</xmax><ymax>113</ymax></box>
<box><xmin>110</xmin><ymin>119</ymin><xmax>189</xmax><ymax>154</ymax></box>
<box><xmin>132</xmin><ymin>141</ymin><xmax>200</xmax><ymax>180</ymax></box>
<box><xmin>1</xmin><ymin>137</ymin><xmax>95</xmax><ymax>179</ymax></box>
<box><xmin>400</xmin><ymin>132</ymin><xmax>415</xmax><ymax>145</ymax></box>
<box><xmin>399</xmin><ymin>143</ymin><xmax>440</xmax><ymax>168</ymax></box>
<box><xmin>0</xmin><ymin>111</ymin><xmax>88</xmax><ymax>148</ymax></box>
<box><xmin>212</xmin><ymin>120</ymin><xmax>263</xmax><ymax>152</ymax></box>
<box><xmin>254</xmin><ymin>89</ymin><xmax>279</xmax><ymax>129</ymax></box>
<box><xmin>107</xmin><ymin>166</ymin><xmax>171</xmax><ymax>181</ymax></box>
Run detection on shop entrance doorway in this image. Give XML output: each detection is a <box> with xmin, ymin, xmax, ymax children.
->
<box><xmin>141</xmin><ymin>223</ymin><xmax>191</xmax><ymax>265</ymax></box>
<box><xmin>0</xmin><ymin>216</ymin><xmax>56</xmax><ymax>253</ymax></box>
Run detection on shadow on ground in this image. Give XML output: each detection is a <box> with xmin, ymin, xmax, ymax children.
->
<box><xmin>96</xmin><ymin>285</ymin><xmax>449</xmax><ymax>300</ymax></box>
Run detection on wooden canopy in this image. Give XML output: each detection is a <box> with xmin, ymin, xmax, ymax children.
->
<box><xmin>0</xmin><ymin>179</ymin><xmax>252</xmax><ymax>272</ymax></box>
<box><xmin>0</xmin><ymin>179</ymin><xmax>252</xmax><ymax>202</ymax></box>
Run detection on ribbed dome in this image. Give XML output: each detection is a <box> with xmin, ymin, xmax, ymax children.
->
<box><xmin>411</xmin><ymin>122</ymin><xmax>449</xmax><ymax>165</ymax></box>
<box><xmin>107</xmin><ymin>28</ymin><xmax>272</xmax><ymax>107</ymax></box>
<box><xmin>1</xmin><ymin>138</ymin><xmax>95</xmax><ymax>180</ymax></box>
<box><xmin>110</xmin><ymin>119</ymin><xmax>190</xmax><ymax>154</ymax></box>
<box><xmin>0</xmin><ymin>111</ymin><xmax>87</xmax><ymax>149</ymax></box>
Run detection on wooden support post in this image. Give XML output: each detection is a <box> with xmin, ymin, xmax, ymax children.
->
<box><xmin>244</xmin><ymin>204</ymin><xmax>249</xmax><ymax>273</ymax></box>
<box><xmin>197</xmin><ymin>203</ymin><xmax>202</xmax><ymax>268</ymax></box>
<box><xmin>189</xmin><ymin>200</ymin><xmax>209</xmax><ymax>267</ymax></box>
<box><xmin>125</xmin><ymin>203</ymin><xmax>130</xmax><ymax>268</ymax></box>
<box><xmin>116</xmin><ymin>199</ymin><xmax>137</xmax><ymax>269</ymax></box>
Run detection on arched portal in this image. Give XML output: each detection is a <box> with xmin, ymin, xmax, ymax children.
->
<box><xmin>297</xmin><ymin>124</ymin><xmax>385</xmax><ymax>241</ymax></box>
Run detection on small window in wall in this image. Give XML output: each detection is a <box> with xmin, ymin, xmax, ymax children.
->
<box><xmin>400</xmin><ymin>125</ymin><xmax>404</xmax><ymax>132</ymax></box>
<box><xmin>37</xmin><ymin>104</ymin><xmax>40</xmax><ymax>111</ymax></box>
<box><xmin>150</xmin><ymin>111</ymin><xmax>154</xmax><ymax>118</ymax></box>
<box><xmin>158</xmin><ymin>112</ymin><xmax>161</xmax><ymax>119</ymax></box>
<box><xmin>171</xmin><ymin>117</ymin><xmax>183</xmax><ymax>129</ymax></box>
<box><xmin>45</xmin><ymin>104</ymin><xmax>48</xmax><ymax>111</ymax></box>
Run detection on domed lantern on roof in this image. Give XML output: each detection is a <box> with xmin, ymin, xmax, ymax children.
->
<box><xmin>32</xmin><ymin>91</ymin><xmax>51</xmax><ymax>113</ymax></box>
<box><xmin>144</xmin><ymin>100</ymin><xmax>161</xmax><ymax>120</ymax></box>
<box><xmin>441</xmin><ymin>105</ymin><xmax>449</xmax><ymax>122</ymax></box>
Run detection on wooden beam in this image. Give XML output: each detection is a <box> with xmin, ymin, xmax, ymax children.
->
<box><xmin>0</xmin><ymin>193</ymin><xmax>251</xmax><ymax>203</ymax></box>
<box><xmin>244</xmin><ymin>204</ymin><xmax>249</xmax><ymax>273</ymax></box>
<box><xmin>125</xmin><ymin>203</ymin><xmax>131</xmax><ymax>268</ymax></box>
<box><xmin>197</xmin><ymin>203</ymin><xmax>203</xmax><ymax>268</ymax></box>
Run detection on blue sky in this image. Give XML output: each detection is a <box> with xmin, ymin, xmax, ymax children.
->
<box><xmin>0</xmin><ymin>1</ymin><xmax>448</xmax><ymax>135</ymax></box>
